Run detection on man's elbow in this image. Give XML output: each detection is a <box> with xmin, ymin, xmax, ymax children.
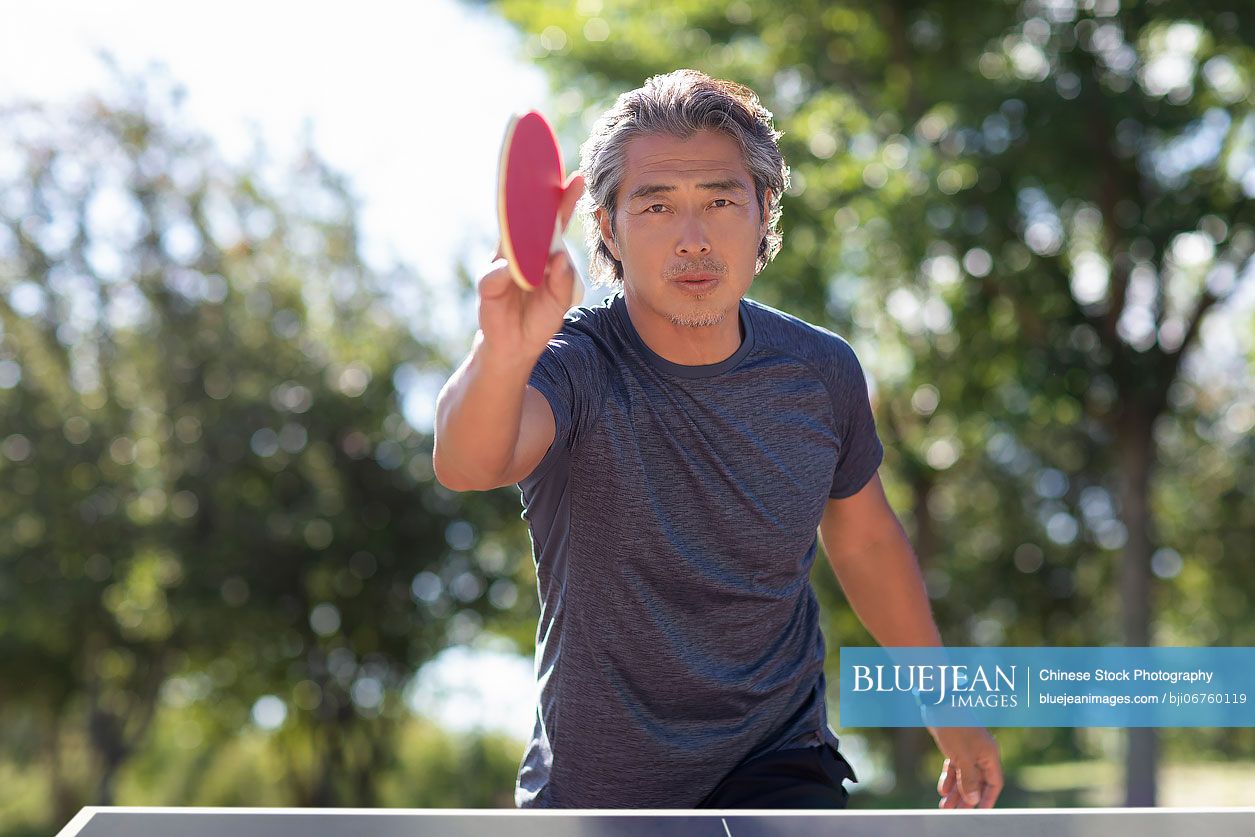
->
<box><xmin>431</xmin><ymin>450</ymin><xmax>477</xmax><ymax>492</ymax></box>
<box><xmin>430</xmin><ymin>449</ymin><xmax>504</xmax><ymax>493</ymax></box>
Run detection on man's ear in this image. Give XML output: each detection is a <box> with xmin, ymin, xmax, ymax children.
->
<box><xmin>759</xmin><ymin>188</ymin><xmax>773</xmax><ymax>235</ymax></box>
<box><xmin>596</xmin><ymin>206</ymin><xmax>622</xmax><ymax>261</ymax></box>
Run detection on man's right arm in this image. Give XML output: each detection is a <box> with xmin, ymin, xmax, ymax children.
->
<box><xmin>432</xmin><ymin>331</ymin><xmax>556</xmax><ymax>492</ymax></box>
<box><xmin>432</xmin><ymin>172</ymin><xmax>584</xmax><ymax>493</ymax></box>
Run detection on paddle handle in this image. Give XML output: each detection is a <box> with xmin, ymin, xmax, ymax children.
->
<box><xmin>548</xmin><ymin>215</ymin><xmax>583</xmax><ymax>308</ymax></box>
<box><xmin>549</xmin><ymin>215</ymin><xmax>565</xmax><ymax>255</ymax></box>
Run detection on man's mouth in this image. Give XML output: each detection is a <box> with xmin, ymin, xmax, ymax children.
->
<box><xmin>674</xmin><ymin>273</ymin><xmax>720</xmax><ymax>292</ymax></box>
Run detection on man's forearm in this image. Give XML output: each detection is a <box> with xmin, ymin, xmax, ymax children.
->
<box><xmin>432</xmin><ymin>330</ymin><xmax>538</xmax><ymax>489</ymax></box>
<box><xmin>827</xmin><ymin>526</ymin><xmax>943</xmax><ymax>648</ymax></box>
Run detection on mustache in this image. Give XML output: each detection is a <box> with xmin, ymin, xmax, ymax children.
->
<box><xmin>664</xmin><ymin>260</ymin><xmax>727</xmax><ymax>279</ymax></box>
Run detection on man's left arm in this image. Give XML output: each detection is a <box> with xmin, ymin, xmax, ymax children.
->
<box><xmin>818</xmin><ymin>472</ymin><xmax>1004</xmax><ymax>809</ymax></box>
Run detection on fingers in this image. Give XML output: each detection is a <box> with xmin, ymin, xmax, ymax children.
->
<box><xmin>943</xmin><ymin>758</ymin><xmax>1001</xmax><ymax>809</ymax></box>
<box><xmin>977</xmin><ymin>756</ymin><xmax>1005</xmax><ymax>808</ymax></box>
<box><xmin>937</xmin><ymin>758</ymin><xmax>955</xmax><ymax>796</ymax></box>
<box><xmin>483</xmin><ymin>244</ymin><xmax>579</xmax><ymax>310</ymax></box>
<box><xmin>936</xmin><ymin>758</ymin><xmax>979</xmax><ymax>809</ymax></box>
<box><xmin>936</xmin><ymin>730</ymin><xmax>1004</xmax><ymax>810</ymax></box>
<box><xmin>937</xmin><ymin>759</ymin><xmax>961</xmax><ymax>809</ymax></box>
<box><xmin>977</xmin><ymin>775</ymin><xmax>1004</xmax><ymax>808</ymax></box>
<box><xmin>478</xmin><ymin>257</ymin><xmax>517</xmax><ymax>300</ymax></box>
<box><xmin>955</xmin><ymin>761</ymin><xmax>982</xmax><ymax>807</ymax></box>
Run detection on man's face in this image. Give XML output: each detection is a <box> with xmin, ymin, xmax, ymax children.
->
<box><xmin>597</xmin><ymin>129</ymin><xmax>769</xmax><ymax>329</ymax></box>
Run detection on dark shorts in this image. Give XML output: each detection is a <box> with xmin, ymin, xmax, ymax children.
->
<box><xmin>697</xmin><ymin>742</ymin><xmax>858</xmax><ymax>809</ymax></box>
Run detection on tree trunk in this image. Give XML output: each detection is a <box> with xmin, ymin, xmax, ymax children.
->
<box><xmin>1118</xmin><ymin>407</ymin><xmax>1157</xmax><ymax>806</ymax></box>
<box><xmin>89</xmin><ymin>707</ymin><xmax>127</xmax><ymax>806</ymax></box>
<box><xmin>46</xmin><ymin>716</ymin><xmax>81</xmax><ymax>830</ymax></box>
<box><xmin>890</xmin><ymin>473</ymin><xmax>938</xmax><ymax>796</ymax></box>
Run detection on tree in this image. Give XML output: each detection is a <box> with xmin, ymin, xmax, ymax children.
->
<box><xmin>0</xmin><ymin>60</ymin><xmax>530</xmax><ymax>828</ymax></box>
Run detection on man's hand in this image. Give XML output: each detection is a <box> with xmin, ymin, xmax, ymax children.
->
<box><xmin>481</xmin><ymin>174</ymin><xmax>585</xmax><ymax>359</ymax></box>
<box><xmin>930</xmin><ymin>726</ymin><xmax>1003</xmax><ymax>808</ymax></box>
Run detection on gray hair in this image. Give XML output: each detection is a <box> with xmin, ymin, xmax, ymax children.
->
<box><xmin>576</xmin><ymin>69</ymin><xmax>790</xmax><ymax>287</ymax></box>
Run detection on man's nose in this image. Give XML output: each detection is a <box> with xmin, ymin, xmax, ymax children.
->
<box><xmin>675</xmin><ymin>215</ymin><xmax>711</xmax><ymax>256</ymax></box>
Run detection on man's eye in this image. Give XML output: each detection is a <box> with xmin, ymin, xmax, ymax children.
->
<box><xmin>643</xmin><ymin>200</ymin><xmax>731</xmax><ymax>213</ymax></box>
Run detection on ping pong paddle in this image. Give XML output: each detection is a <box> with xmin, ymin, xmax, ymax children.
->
<box><xmin>496</xmin><ymin>110</ymin><xmax>583</xmax><ymax>307</ymax></box>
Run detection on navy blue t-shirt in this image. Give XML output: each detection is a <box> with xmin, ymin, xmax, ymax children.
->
<box><xmin>515</xmin><ymin>291</ymin><xmax>883</xmax><ymax>808</ymax></box>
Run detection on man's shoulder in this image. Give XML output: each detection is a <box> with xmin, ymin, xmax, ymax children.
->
<box><xmin>743</xmin><ymin>296</ymin><xmax>859</xmax><ymax>367</ymax></box>
<box><xmin>554</xmin><ymin>294</ymin><xmax>618</xmax><ymax>339</ymax></box>
<box><xmin>537</xmin><ymin>295</ymin><xmax>619</xmax><ymax>373</ymax></box>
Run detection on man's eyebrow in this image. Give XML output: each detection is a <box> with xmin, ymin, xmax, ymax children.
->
<box><xmin>626</xmin><ymin>178</ymin><xmax>751</xmax><ymax>202</ymax></box>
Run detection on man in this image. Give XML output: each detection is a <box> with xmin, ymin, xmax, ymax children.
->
<box><xmin>433</xmin><ymin>69</ymin><xmax>1002</xmax><ymax>810</ymax></box>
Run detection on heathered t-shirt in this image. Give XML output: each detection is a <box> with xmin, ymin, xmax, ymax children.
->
<box><xmin>514</xmin><ymin>290</ymin><xmax>884</xmax><ymax>808</ymax></box>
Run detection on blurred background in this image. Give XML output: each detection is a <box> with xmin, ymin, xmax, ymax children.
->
<box><xmin>1</xmin><ymin>1</ymin><xmax>1252</xmax><ymax>833</ymax></box>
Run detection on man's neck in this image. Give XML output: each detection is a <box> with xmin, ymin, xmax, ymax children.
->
<box><xmin>622</xmin><ymin>290</ymin><xmax>744</xmax><ymax>366</ymax></box>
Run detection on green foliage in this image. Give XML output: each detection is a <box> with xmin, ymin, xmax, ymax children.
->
<box><xmin>0</xmin><ymin>62</ymin><xmax>536</xmax><ymax>829</ymax></box>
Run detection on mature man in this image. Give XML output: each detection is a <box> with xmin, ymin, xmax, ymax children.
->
<box><xmin>433</xmin><ymin>69</ymin><xmax>1002</xmax><ymax>809</ymax></box>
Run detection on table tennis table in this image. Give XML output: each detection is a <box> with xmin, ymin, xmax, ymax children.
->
<box><xmin>54</xmin><ymin>806</ymin><xmax>1255</xmax><ymax>837</ymax></box>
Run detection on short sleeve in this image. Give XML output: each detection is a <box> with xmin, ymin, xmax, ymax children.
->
<box><xmin>826</xmin><ymin>338</ymin><xmax>884</xmax><ymax>499</ymax></box>
<box><xmin>520</xmin><ymin>322</ymin><xmax>607</xmax><ymax>487</ymax></box>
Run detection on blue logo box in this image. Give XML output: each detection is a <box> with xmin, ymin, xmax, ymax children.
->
<box><xmin>838</xmin><ymin>647</ymin><xmax>1255</xmax><ymax>727</ymax></box>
